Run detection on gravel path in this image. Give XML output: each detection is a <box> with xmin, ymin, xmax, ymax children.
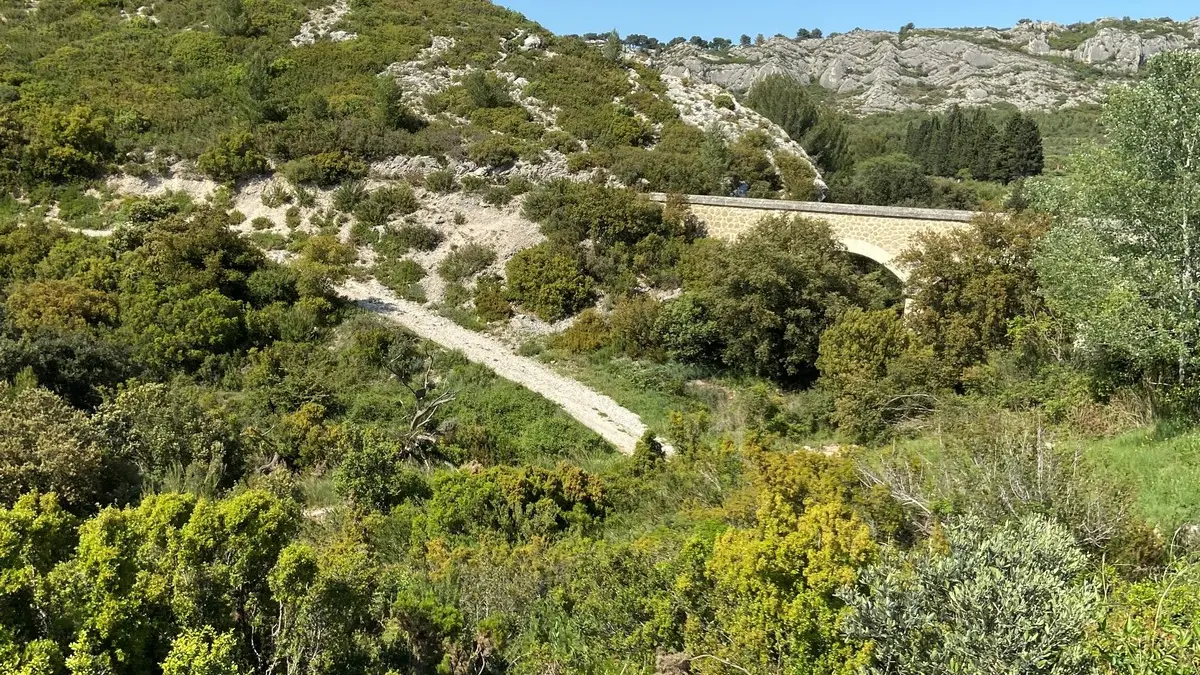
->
<box><xmin>340</xmin><ymin>279</ymin><xmax>661</xmax><ymax>455</ymax></box>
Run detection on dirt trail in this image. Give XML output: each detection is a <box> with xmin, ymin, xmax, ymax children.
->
<box><xmin>339</xmin><ymin>278</ymin><xmax>662</xmax><ymax>455</ymax></box>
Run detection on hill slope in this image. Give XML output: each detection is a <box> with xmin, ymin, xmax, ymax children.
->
<box><xmin>0</xmin><ymin>0</ymin><xmax>820</xmax><ymax>196</ymax></box>
<box><xmin>655</xmin><ymin>17</ymin><xmax>1200</xmax><ymax>113</ymax></box>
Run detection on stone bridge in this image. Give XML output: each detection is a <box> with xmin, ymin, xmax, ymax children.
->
<box><xmin>648</xmin><ymin>194</ymin><xmax>976</xmax><ymax>282</ymax></box>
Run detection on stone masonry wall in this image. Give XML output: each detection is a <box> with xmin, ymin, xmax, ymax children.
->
<box><xmin>649</xmin><ymin>194</ymin><xmax>975</xmax><ymax>280</ymax></box>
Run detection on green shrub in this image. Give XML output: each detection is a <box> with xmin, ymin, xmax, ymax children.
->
<box><xmin>775</xmin><ymin>152</ymin><xmax>819</xmax><ymax>200</ymax></box>
<box><xmin>442</xmin><ymin>282</ymin><xmax>471</xmax><ymax>307</ymax></box>
<box><xmin>425</xmin><ymin>169</ymin><xmax>457</xmax><ymax>193</ymax></box>
<box><xmin>453</xmin><ymin>212</ymin><xmax>467</xmax><ymax>226</ymax></box>
<box><xmin>467</xmin><ymin>135</ymin><xmax>522</xmax><ymax>167</ymax></box>
<box><xmin>654</xmin><ymin>294</ymin><xmax>722</xmax><ymax>366</ymax></box>
<box><xmin>292</xmin><ymin>184</ymin><xmax>316</xmax><ymax>208</ymax></box>
<box><xmin>463</xmin><ymin>70</ymin><xmax>515</xmax><ymax>109</ymax></box>
<box><xmin>349</xmin><ymin>220</ymin><xmax>380</xmax><ymax>246</ymax></box>
<box><xmin>522</xmin><ymin>180</ymin><xmax>665</xmax><ymax>248</ymax></box>
<box><xmin>842</xmin><ymin>516</ymin><xmax>1097</xmax><ymax>674</ymax></box>
<box><xmin>558</xmin><ymin>104</ymin><xmax>652</xmax><ymax>149</ymax></box>
<box><xmin>373</xmin><ymin>184</ymin><xmax>421</xmax><ymax>216</ymax></box>
<box><xmin>283</xmin><ymin>152</ymin><xmax>367</xmax><ymax>187</ymax></box>
<box><xmin>377</xmin><ymin>224</ymin><xmax>443</xmax><ymax>256</ymax></box>
<box><xmin>474</xmin><ymin>275</ymin><xmax>512</xmax><ymax>323</ymax></box>
<box><xmin>672</xmin><ymin>216</ymin><xmax>879</xmax><ymax>382</ymax></box>
<box><xmin>837</xmin><ymin>153</ymin><xmax>932</xmax><ymax>206</ymax></box>
<box><xmin>426</xmin><ymin>464</ymin><xmax>607</xmax><ymax>541</ymax></box>
<box><xmin>284</xmin><ymin>206</ymin><xmax>302</xmax><ymax>229</ymax></box>
<box><xmin>714</xmin><ymin>94</ymin><xmax>736</xmax><ymax>110</ymax></box>
<box><xmin>543</xmin><ymin>129</ymin><xmax>582</xmax><ymax>153</ymax></box>
<box><xmin>354</xmin><ymin>185</ymin><xmax>420</xmax><ymax>229</ymax></box>
<box><xmin>332</xmin><ymin>180</ymin><xmax>368</xmax><ymax>212</ymax></box>
<box><xmin>553</xmin><ymin>308</ymin><xmax>611</xmax><ymax>352</ymax></box>
<box><xmin>482</xmin><ymin>185</ymin><xmax>513</xmax><ymax>206</ymax></box>
<box><xmin>334</xmin><ymin>430</ymin><xmax>431</xmax><ymax>512</ymax></box>
<box><xmin>506</xmin><ymin>176</ymin><xmax>533</xmax><ymax>195</ymax></box>
<box><xmin>439</xmin><ymin>305</ymin><xmax>486</xmax><ymax>331</ymax></box>
<box><xmin>461</xmin><ymin>175</ymin><xmax>488</xmax><ymax>193</ymax></box>
<box><xmin>610</xmin><ymin>294</ymin><xmax>662</xmax><ymax>358</ymax></box>
<box><xmin>374</xmin><ymin>257</ymin><xmax>427</xmax><ymax>301</ymax></box>
<box><xmin>898</xmin><ymin>212</ymin><xmax>1049</xmax><ymax>377</ymax></box>
<box><xmin>197</xmin><ymin>131</ymin><xmax>267</xmax><ymax>183</ymax></box>
<box><xmin>505</xmin><ymin>243</ymin><xmax>594</xmax><ymax>321</ymax></box>
<box><xmin>251</xmin><ymin>216</ymin><xmax>274</xmax><ymax>231</ymax></box>
<box><xmin>24</xmin><ymin>104</ymin><xmax>114</xmax><ymax>182</ymax></box>
<box><xmin>816</xmin><ymin>307</ymin><xmax>943</xmax><ymax>441</ymax></box>
<box><xmin>438</xmin><ymin>243</ymin><xmax>497</xmax><ymax>281</ymax></box>
<box><xmin>470</xmin><ymin>107</ymin><xmax>539</xmax><ymax>137</ymax></box>
<box><xmin>261</xmin><ymin>183</ymin><xmax>291</xmax><ymax>208</ymax></box>
<box><xmin>354</xmin><ymin>199</ymin><xmax>391</xmax><ymax>229</ymax></box>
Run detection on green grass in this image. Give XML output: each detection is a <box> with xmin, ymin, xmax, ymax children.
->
<box><xmin>540</xmin><ymin>351</ymin><xmax>708</xmax><ymax>433</ymax></box>
<box><xmin>538</xmin><ymin>350</ymin><xmax>845</xmax><ymax>449</ymax></box>
<box><xmin>1085</xmin><ymin>427</ymin><xmax>1200</xmax><ymax>534</ymax></box>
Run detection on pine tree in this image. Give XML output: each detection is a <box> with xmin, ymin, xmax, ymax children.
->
<box><xmin>603</xmin><ymin>30</ymin><xmax>623</xmax><ymax>61</ymax></box>
<box><xmin>996</xmin><ymin>114</ymin><xmax>1045</xmax><ymax>182</ymax></box>
<box><xmin>744</xmin><ymin>75</ymin><xmax>819</xmax><ymax>143</ymax></box>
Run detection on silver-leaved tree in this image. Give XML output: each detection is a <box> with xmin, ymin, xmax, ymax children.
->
<box><xmin>1032</xmin><ymin>52</ymin><xmax>1200</xmax><ymax>394</ymax></box>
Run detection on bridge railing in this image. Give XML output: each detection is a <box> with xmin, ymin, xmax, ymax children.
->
<box><xmin>645</xmin><ymin>193</ymin><xmax>978</xmax><ymax>223</ymax></box>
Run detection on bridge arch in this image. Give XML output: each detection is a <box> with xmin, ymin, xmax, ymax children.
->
<box><xmin>840</xmin><ymin>238</ymin><xmax>908</xmax><ymax>283</ymax></box>
<box><xmin>647</xmin><ymin>194</ymin><xmax>976</xmax><ymax>285</ymax></box>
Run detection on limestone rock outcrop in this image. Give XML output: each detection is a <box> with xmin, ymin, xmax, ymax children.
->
<box><xmin>655</xmin><ymin>17</ymin><xmax>1200</xmax><ymax>113</ymax></box>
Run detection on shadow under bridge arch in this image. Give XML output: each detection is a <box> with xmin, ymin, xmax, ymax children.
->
<box><xmin>840</xmin><ymin>238</ymin><xmax>909</xmax><ymax>284</ymax></box>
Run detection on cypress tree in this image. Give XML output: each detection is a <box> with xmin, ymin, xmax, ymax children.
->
<box><xmin>942</xmin><ymin>106</ymin><xmax>970</xmax><ymax>176</ymax></box>
<box><xmin>907</xmin><ymin>118</ymin><xmax>939</xmax><ymax>174</ymax></box>
<box><xmin>929</xmin><ymin>115</ymin><xmax>954</xmax><ymax>177</ymax></box>
<box><xmin>968</xmin><ymin>119</ymin><xmax>999</xmax><ymax>181</ymax></box>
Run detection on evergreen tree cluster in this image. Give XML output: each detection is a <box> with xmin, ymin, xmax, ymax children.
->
<box><xmin>905</xmin><ymin>107</ymin><xmax>1045</xmax><ymax>183</ymax></box>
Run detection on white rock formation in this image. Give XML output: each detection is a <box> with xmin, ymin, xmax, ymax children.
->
<box><xmin>291</xmin><ymin>0</ymin><xmax>357</xmax><ymax>47</ymax></box>
<box><xmin>656</xmin><ymin>17</ymin><xmax>1200</xmax><ymax>113</ymax></box>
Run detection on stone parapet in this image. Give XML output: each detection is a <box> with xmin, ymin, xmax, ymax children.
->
<box><xmin>646</xmin><ymin>193</ymin><xmax>977</xmax><ymax>281</ymax></box>
<box><xmin>646</xmin><ymin>193</ymin><xmax>977</xmax><ymax>222</ymax></box>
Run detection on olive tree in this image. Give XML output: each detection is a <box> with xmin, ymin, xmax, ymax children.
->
<box><xmin>841</xmin><ymin>515</ymin><xmax>1098</xmax><ymax>675</ymax></box>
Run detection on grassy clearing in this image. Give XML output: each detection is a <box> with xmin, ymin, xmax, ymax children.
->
<box><xmin>1085</xmin><ymin>427</ymin><xmax>1200</xmax><ymax>534</ymax></box>
<box><xmin>538</xmin><ymin>349</ymin><xmax>846</xmax><ymax>450</ymax></box>
<box><xmin>540</xmin><ymin>351</ymin><xmax>707</xmax><ymax>432</ymax></box>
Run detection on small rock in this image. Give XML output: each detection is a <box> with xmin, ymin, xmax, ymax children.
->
<box><xmin>654</xmin><ymin>651</ymin><xmax>691</xmax><ymax>675</ymax></box>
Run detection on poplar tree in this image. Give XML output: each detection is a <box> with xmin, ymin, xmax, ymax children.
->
<box><xmin>1033</xmin><ymin>52</ymin><xmax>1200</xmax><ymax>391</ymax></box>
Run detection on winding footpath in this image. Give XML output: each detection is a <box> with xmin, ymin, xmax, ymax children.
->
<box><xmin>339</xmin><ymin>279</ymin><xmax>660</xmax><ymax>455</ymax></box>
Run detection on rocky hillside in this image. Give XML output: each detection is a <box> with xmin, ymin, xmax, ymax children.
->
<box><xmin>656</xmin><ymin>17</ymin><xmax>1200</xmax><ymax>113</ymax></box>
<box><xmin>0</xmin><ymin>0</ymin><xmax>821</xmax><ymax>196</ymax></box>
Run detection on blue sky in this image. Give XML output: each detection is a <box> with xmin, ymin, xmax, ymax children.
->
<box><xmin>495</xmin><ymin>1</ymin><xmax>1198</xmax><ymax>40</ymax></box>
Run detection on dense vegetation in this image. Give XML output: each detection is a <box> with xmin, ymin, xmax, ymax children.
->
<box><xmin>738</xmin><ymin>76</ymin><xmax>1048</xmax><ymax>209</ymax></box>
<box><xmin>2</xmin><ymin>1</ymin><xmax>1200</xmax><ymax>673</ymax></box>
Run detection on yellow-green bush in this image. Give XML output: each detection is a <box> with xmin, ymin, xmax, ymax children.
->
<box><xmin>553</xmin><ymin>308</ymin><xmax>611</xmax><ymax>353</ymax></box>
